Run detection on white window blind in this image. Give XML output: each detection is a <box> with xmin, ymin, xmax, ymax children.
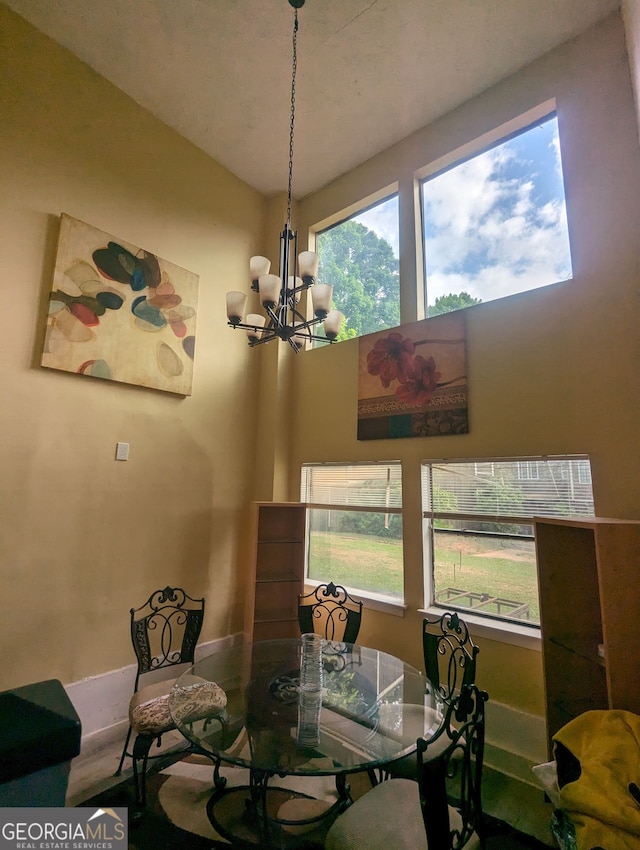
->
<box><xmin>301</xmin><ymin>463</ymin><xmax>402</xmax><ymax>510</ymax></box>
<box><xmin>422</xmin><ymin>456</ymin><xmax>595</xmax><ymax>520</ymax></box>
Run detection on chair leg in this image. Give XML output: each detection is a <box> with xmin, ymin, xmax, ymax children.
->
<box><xmin>131</xmin><ymin>734</ymin><xmax>155</xmax><ymax>809</ymax></box>
<box><xmin>335</xmin><ymin>774</ymin><xmax>352</xmax><ymax>810</ymax></box>
<box><xmin>474</xmin><ymin>777</ymin><xmax>487</xmax><ymax>847</ymax></box>
<box><xmin>367</xmin><ymin>767</ymin><xmax>391</xmax><ymax>788</ymax></box>
<box><xmin>115</xmin><ymin>724</ymin><xmax>133</xmax><ymax>776</ymax></box>
<box><xmin>213</xmin><ymin>757</ymin><xmax>227</xmax><ymax>791</ymax></box>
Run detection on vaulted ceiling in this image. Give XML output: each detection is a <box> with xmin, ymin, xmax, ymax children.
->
<box><xmin>3</xmin><ymin>0</ymin><xmax>621</xmax><ymax>197</ymax></box>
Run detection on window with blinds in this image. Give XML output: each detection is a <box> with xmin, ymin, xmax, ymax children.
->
<box><xmin>421</xmin><ymin>456</ymin><xmax>595</xmax><ymax>628</ymax></box>
<box><xmin>300</xmin><ymin>462</ymin><xmax>404</xmax><ymax>602</ymax></box>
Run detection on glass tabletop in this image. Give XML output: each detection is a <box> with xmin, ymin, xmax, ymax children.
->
<box><xmin>169</xmin><ymin>638</ymin><xmax>442</xmax><ymax>777</ymax></box>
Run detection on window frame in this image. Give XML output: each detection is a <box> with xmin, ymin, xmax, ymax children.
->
<box><xmin>577</xmin><ymin>461</ymin><xmax>592</xmax><ymax>485</ymax></box>
<box><xmin>421</xmin><ymin>455</ymin><xmax>595</xmax><ymax>644</ymax></box>
<box><xmin>518</xmin><ymin>460</ymin><xmax>540</xmax><ymax>480</ymax></box>
<box><xmin>417</xmin><ymin>100</ymin><xmax>573</xmax><ymax>318</ymax></box>
<box><xmin>311</xmin><ymin>187</ymin><xmax>401</xmax><ymax>343</ymax></box>
<box><xmin>300</xmin><ymin>461</ymin><xmax>407</xmax><ymax>615</ymax></box>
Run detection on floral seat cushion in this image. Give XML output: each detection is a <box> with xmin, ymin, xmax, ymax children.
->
<box><xmin>129</xmin><ymin>679</ymin><xmax>227</xmax><ymax>736</ymax></box>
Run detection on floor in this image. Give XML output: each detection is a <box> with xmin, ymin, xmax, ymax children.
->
<box><xmin>67</xmin><ymin>726</ymin><xmax>557</xmax><ymax>846</ymax></box>
<box><xmin>66</xmin><ymin>725</ymin><xmax>186</xmax><ymax>806</ymax></box>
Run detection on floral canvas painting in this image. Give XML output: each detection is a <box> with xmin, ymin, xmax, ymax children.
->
<box><xmin>41</xmin><ymin>214</ymin><xmax>198</xmax><ymax>395</ymax></box>
<box><xmin>358</xmin><ymin>312</ymin><xmax>468</xmax><ymax>440</ymax></box>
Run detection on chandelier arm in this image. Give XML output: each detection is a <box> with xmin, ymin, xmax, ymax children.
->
<box><xmin>263</xmin><ymin>304</ymin><xmax>282</xmax><ymax>326</ymax></box>
<box><xmin>227</xmin><ymin>314</ymin><xmax>279</xmax><ymax>333</ymax></box>
<box><xmin>249</xmin><ymin>333</ymin><xmax>278</xmax><ymax>348</ymax></box>
<box><xmin>228</xmin><ymin>319</ymin><xmax>334</xmax><ymax>346</ymax></box>
<box><xmin>300</xmin><ymin>330</ymin><xmax>336</xmax><ymax>343</ymax></box>
<box><xmin>289</xmin><ymin>281</ymin><xmax>312</xmax><ymax>299</ymax></box>
<box><xmin>228</xmin><ymin>321</ymin><xmax>270</xmax><ymax>332</ymax></box>
<box><xmin>288</xmin><ymin>309</ymin><xmax>324</xmax><ymax>329</ymax></box>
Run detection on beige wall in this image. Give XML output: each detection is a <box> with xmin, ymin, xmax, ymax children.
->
<box><xmin>2</xmin><ymin>3</ymin><xmax>639</xmax><ymax>724</ymax></box>
<box><xmin>623</xmin><ymin>0</ymin><xmax>640</xmax><ymax>138</ymax></box>
<box><xmin>0</xmin><ymin>5</ymin><xmax>264</xmax><ymax>690</ymax></box>
<box><xmin>290</xmin><ymin>11</ymin><xmax>640</xmax><ymax>714</ymax></box>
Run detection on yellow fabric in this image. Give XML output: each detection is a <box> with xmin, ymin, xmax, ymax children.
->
<box><xmin>553</xmin><ymin>710</ymin><xmax>640</xmax><ymax>850</ymax></box>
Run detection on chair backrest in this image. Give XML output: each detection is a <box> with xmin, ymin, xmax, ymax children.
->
<box><xmin>298</xmin><ymin>582</ymin><xmax>363</xmax><ymax>643</ymax></box>
<box><xmin>422</xmin><ymin>611</ymin><xmax>479</xmax><ymax>704</ymax></box>
<box><xmin>130</xmin><ymin>586</ymin><xmax>205</xmax><ymax>690</ymax></box>
<box><xmin>417</xmin><ymin>684</ymin><xmax>488</xmax><ymax>849</ymax></box>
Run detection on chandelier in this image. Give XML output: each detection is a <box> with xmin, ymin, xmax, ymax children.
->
<box><xmin>225</xmin><ymin>0</ymin><xmax>344</xmax><ymax>352</ymax></box>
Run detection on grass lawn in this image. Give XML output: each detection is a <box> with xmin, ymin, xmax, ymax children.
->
<box><xmin>308</xmin><ymin>532</ymin><xmax>404</xmax><ymax>597</ymax></box>
<box><xmin>308</xmin><ymin>530</ymin><xmax>540</xmax><ymax>623</ymax></box>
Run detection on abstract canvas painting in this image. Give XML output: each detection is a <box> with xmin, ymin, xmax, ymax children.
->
<box><xmin>41</xmin><ymin>214</ymin><xmax>198</xmax><ymax>395</ymax></box>
<box><xmin>357</xmin><ymin>312</ymin><xmax>468</xmax><ymax>440</ymax></box>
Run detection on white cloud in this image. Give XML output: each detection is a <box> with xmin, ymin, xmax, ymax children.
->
<box><xmin>423</xmin><ymin>130</ymin><xmax>572</xmax><ymax>307</ymax></box>
<box><xmin>355</xmin><ymin>198</ymin><xmax>400</xmax><ymax>257</ymax></box>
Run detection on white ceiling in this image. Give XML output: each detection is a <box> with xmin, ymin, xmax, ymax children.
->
<box><xmin>3</xmin><ymin>0</ymin><xmax>621</xmax><ymax>197</ymax></box>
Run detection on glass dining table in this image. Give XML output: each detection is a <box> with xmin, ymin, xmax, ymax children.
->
<box><xmin>168</xmin><ymin>638</ymin><xmax>442</xmax><ymax>847</ymax></box>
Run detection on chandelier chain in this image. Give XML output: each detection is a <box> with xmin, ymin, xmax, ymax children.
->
<box><xmin>287</xmin><ymin>10</ymin><xmax>299</xmax><ymax>226</ymax></box>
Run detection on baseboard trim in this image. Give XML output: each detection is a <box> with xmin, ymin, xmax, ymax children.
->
<box><xmin>64</xmin><ymin>632</ymin><xmax>243</xmax><ymax>740</ymax></box>
<box><xmin>484</xmin><ymin>700</ymin><xmax>547</xmax><ymax>787</ymax></box>
<box><xmin>484</xmin><ymin>743</ymin><xmax>539</xmax><ymax>787</ymax></box>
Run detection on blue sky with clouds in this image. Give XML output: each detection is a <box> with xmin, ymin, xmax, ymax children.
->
<box><xmin>353</xmin><ymin>115</ymin><xmax>572</xmax><ymax>310</ymax></box>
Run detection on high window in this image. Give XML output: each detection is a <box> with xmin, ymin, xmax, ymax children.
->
<box><xmin>300</xmin><ymin>462</ymin><xmax>403</xmax><ymax>602</ymax></box>
<box><xmin>421</xmin><ymin>456</ymin><xmax>595</xmax><ymax>628</ymax></box>
<box><xmin>421</xmin><ymin>112</ymin><xmax>572</xmax><ymax>317</ymax></box>
<box><xmin>315</xmin><ymin>194</ymin><xmax>399</xmax><ymax>341</ymax></box>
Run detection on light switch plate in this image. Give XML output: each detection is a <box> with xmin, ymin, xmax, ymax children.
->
<box><xmin>115</xmin><ymin>442</ymin><xmax>129</xmax><ymax>461</ymax></box>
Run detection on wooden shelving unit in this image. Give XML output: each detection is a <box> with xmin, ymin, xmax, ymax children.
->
<box><xmin>534</xmin><ymin>516</ymin><xmax>640</xmax><ymax>754</ymax></box>
<box><xmin>244</xmin><ymin>502</ymin><xmax>307</xmax><ymax>643</ymax></box>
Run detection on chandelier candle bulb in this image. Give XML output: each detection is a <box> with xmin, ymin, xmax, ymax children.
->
<box><xmin>226</xmin><ymin>291</ymin><xmax>247</xmax><ymax>324</ymax></box>
<box><xmin>258</xmin><ymin>274</ymin><xmax>282</xmax><ymax>308</ymax></box>
<box><xmin>311</xmin><ymin>283</ymin><xmax>333</xmax><ymax>317</ymax></box>
<box><xmin>324</xmin><ymin>309</ymin><xmax>344</xmax><ymax>341</ymax></box>
<box><xmin>245</xmin><ymin>313</ymin><xmax>266</xmax><ymax>341</ymax></box>
<box><xmin>297</xmin><ymin>250</ymin><xmax>320</xmax><ymax>283</ymax></box>
<box><xmin>249</xmin><ymin>255</ymin><xmax>271</xmax><ymax>288</ymax></box>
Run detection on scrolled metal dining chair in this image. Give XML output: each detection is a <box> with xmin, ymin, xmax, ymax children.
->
<box><xmin>298</xmin><ymin>581</ymin><xmax>363</xmax><ymax>643</ymax></box>
<box><xmin>298</xmin><ymin>583</ymin><xmax>364</xmax><ymax>799</ymax></box>
<box><xmin>423</xmin><ymin>610</ymin><xmax>480</xmax><ymax>703</ymax></box>
<box><xmin>325</xmin><ymin>684</ymin><xmax>489</xmax><ymax>850</ymax></box>
<box><xmin>114</xmin><ymin>586</ymin><xmax>227</xmax><ymax>809</ymax></box>
<box><xmin>383</xmin><ymin>610</ymin><xmax>480</xmax><ymax>781</ymax></box>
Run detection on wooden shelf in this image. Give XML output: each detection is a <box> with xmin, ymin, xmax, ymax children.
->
<box><xmin>253</xmin><ymin>620</ymin><xmax>301</xmax><ymax>641</ymax></box>
<box><xmin>255</xmin><ymin>542</ymin><xmax>305</xmax><ymax>582</ymax></box>
<box><xmin>256</xmin><ymin>504</ymin><xmax>306</xmax><ymax>543</ymax></box>
<box><xmin>244</xmin><ymin>502</ymin><xmax>307</xmax><ymax>642</ymax></box>
<box><xmin>534</xmin><ymin>516</ymin><xmax>640</xmax><ymax>755</ymax></box>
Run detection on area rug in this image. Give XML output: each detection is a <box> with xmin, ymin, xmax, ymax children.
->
<box><xmin>79</xmin><ymin>756</ymin><xmax>554</xmax><ymax>849</ymax></box>
<box><xmin>157</xmin><ymin>756</ymin><xmax>352</xmax><ymax>846</ymax></box>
